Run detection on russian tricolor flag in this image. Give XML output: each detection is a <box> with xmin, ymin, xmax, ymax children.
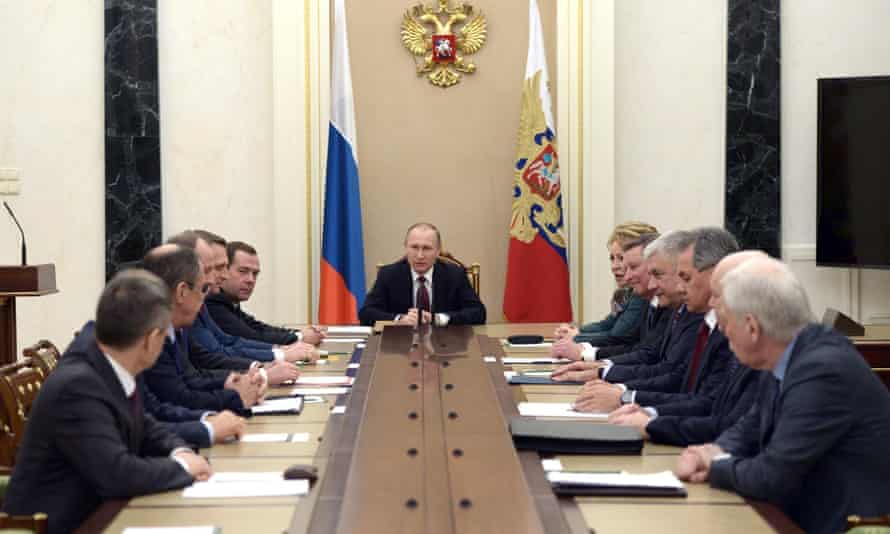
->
<box><xmin>319</xmin><ymin>0</ymin><xmax>366</xmax><ymax>324</ymax></box>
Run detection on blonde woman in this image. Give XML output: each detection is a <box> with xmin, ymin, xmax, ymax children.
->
<box><xmin>554</xmin><ymin>222</ymin><xmax>658</xmax><ymax>346</ymax></box>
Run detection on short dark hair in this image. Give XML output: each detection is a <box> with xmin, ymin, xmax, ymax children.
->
<box><xmin>167</xmin><ymin>230</ymin><xmax>200</xmax><ymax>249</ymax></box>
<box><xmin>226</xmin><ymin>241</ymin><xmax>258</xmax><ymax>265</ymax></box>
<box><xmin>404</xmin><ymin>222</ymin><xmax>441</xmax><ymax>248</ymax></box>
<box><xmin>621</xmin><ymin>232</ymin><xmax>660</xmax><ymax>253</ymax></box>
<box><xmin>142</xmin><ymin>245</ymin><xmax>201</xmax><ymax>291</ymax></box>
<box><xmin>95</xmin><ymin>269</ymin><xmax>172</xmax><ymax>349</ymax></box>
<box><xmin>194</xmin><ymin>229</ymin><xmax>227</xmax><ymax>247</ymax></box>
<box><xmin>692</xmin><ymin>227</ymin><xmax>740</xmax><ymax>271</ymax></box>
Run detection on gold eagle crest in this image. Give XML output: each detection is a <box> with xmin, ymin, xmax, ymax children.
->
<box><xmin>400</xmin><ymin>0</ymin><xmax>487</xmax><ymax>88</ymax></box>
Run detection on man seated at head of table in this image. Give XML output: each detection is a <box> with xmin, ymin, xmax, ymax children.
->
<box><xmin>559</xmin><ymin>228</ymin><xmax>738</xmax><ymax>417</ymax></box>
<box><xmin>552</xmin><ymin>230</ymin><xmax>697</xmax><ymax>382</ymax></box>
<box><xmin>141</xmin><ymin>244</ymin><xmax>264</xmax><ymax>413</ymax></box>
<box><xmin>358</xmin><ymin>222</ymin><xmax>486</xmax><ymax>327</ymax></box>
<box><xmin>551</xmin><ymin>231</ymin><xmax>668</xmax><ymax>361</ymax></box>
<box><xmin>169</xmin><ymin>230</ymin><xmax>321</xmax><ymax>376</ymax></box>
<box><xmin>608</xmin><ymin>250</ymin><xmax>769</xmax><ymax>446</ymax></box>
<box><xmin>2</xmin><ymin>270</ymin><xmax>212</xmax><ymax>533</ymax></box>
<box><xmin>552</xmin><ymin>222</ymin><xmax>659</xmax><ymax>350</ymax></box>
<box><xmin>208</xmin><ymin>239</ymin><xmax>324</xmax><ymax>346</ymax></box>
<box><xmin>675</xmin><ymin>256</ymin><xmax>890</xmax><ymax>534</ymax></box>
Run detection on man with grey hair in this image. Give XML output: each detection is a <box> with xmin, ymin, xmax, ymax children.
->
<box><xmin>675</xmin><ymin>256</ymin><xmax>890</xmax><ymax>534</ymax></box>
<box><xmin>3</xmin><ymin>270</ymin><xmax>210</xmax><ymax>533</ymax></box>
<box><xmin>568</xmin><ymin>228</ymin><xmax>738</xmax><ymax>414</ymax></box>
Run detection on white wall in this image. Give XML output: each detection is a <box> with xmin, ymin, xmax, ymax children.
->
<box><xmin>782</xmin><ymin>0</ymin><xmax>890</xmax><ymax>323</ymax></box>
<box><xmin>0</xmin><ymin>1</ymin><xmax>105</xmax><ymax>352</ymax></box>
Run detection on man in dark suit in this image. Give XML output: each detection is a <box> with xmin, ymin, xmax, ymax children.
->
<box><xmin>675</xmin><ymin>257</ymin><xmax>890</xmax><ymax>534</ymax></box>
<box><xmin>358</xmin><ymin>222</ymin><xmax>486</xmax><ymax>326</ymax></box>
<box><xmin>208</xmin><ymin>240</ymin><xmax>325</xmax><ymax>346</ymax></box>
<box><xmin>141</xmin><ymin>244</ymin><xmax>263</xmax><ymax>413</ymax></box>
<box><xmin>609</xmin><ymin>250</ymin><xmax>767</xmax><ymax>444</ymax></box>
<box><xmin>2</xmin><ymin>270</ymin><xmax>210</xmax><ymax>533</ymax></box>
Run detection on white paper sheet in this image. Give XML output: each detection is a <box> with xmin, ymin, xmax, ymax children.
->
<box><xmin>295</xmin><ymin>376</ymin><xmax>354</xmax><ymax>386</ymax></box>
<box><xmin>331</xmin><ymin>405</ymin><xmax>347</xmax><ymax>414</ymax></box>
<box><xmin>321</xmin><ymin>337</ymin><xmax>366</xmax><ymax>344</ymax></box>
<box><xmin>541</xmin><ymin>459</ymin><xmax>564</xmax><ymax>472</ymax></box>
<box><xmin>347</xmin><ymin>363</ymin><xmax>360</xmax><ymax>369</ymax></box>
<box><xmin>547</xmin><ymin>470</ymin><xmax>684</xmax><ymax>490</ymax></box>
<box><xmin>208</xmin><ymin>472</ymin><xmax>284</xmax><ymax>483</ymax></box>
<box><xmin>505</xmin><ymin>342</ymin><xmax>553</xmax><ymax>349</ymax></box>
<box><xmin>123</xmin><ymin>528</ymin><xmax>217</xmax><ymax>534</ymax></box>
<box><xmin>502</xmin><ymin>357</ymin><xmax>570</xmax><ymax>365</ymax></box>
<box><xmin>483</xmin><ymin>356</ymin><xmax>498</xmax><ymax>363</ymax></box>
<box><xmin>324</xmin><ymin>326</ymin><xmax>373</xmax><ymax>335</ymax></box>
<box><xmin>250</xmin><ymin>397</ymin><xmax>303</xmax><ymax>414</ymax></box>
<box><xmin>290</xmin><ymin>387</ymin><xmax>350</xmax><ymax>396</ymax></box>
<box><xmin>504</xmin><ymin>371</ymin><xmax>517</xmax><ymax>380</ymax></box>
<box><xmin>522</xmin><ymin>370</ymin><xmax>555</xmax><ymax>377</ymax></box>
<box><xmin>183</xmin><ymin>479</ymin><xmax>309</xmax><ymax>498</ymax></box>
<box><xmin>239</xmin><ymin>433</ymin><xmax>310</xmax><ymax>443</ymax></box>
<box><xmin>517</xmin><ymin>402</ymin><xmax>608</xmax><ymax>420</ymax></box>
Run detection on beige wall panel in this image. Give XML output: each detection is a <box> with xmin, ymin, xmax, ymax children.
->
<box><xmin>346</xmin><ymin>0</ymin><xmax>557</xmax><ymax>318</ymax></box>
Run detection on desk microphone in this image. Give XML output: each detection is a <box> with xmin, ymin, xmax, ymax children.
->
<box><xmin>3</xmin><ymin>201</ymin><xmax>27</xmax><ymax>265</ymax></box>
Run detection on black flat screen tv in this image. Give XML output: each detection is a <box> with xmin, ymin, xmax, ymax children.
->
<box><xmin>817</xmin><ymin>76</ymin><xmax>890</xmax><ymax>269</ymax></box>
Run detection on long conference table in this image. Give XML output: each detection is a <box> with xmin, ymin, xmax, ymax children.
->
<box><xmin>82</xmin><ymin>323</ymin><xmax>801</xmax><ymax>533</ymax></box>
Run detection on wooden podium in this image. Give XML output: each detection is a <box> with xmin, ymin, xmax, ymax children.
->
<box><xmin>0</xmin><ymin>264</ymin><xmax>57</xmax><ymax>365</ymax></box>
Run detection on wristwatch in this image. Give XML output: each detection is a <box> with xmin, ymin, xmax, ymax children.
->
<box><xmin>620</xmin><ymin>389</ymin><xmax>634</xmax><ymax>405</ymax></box>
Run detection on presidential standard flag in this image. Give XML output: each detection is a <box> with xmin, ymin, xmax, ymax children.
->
<box><xmin>503</xmin><ymin>0</ymin><xmax>572</xmax><ymax>322</ymax></box>
<box><xmin>319</xmin><ymin>0</ymin><xmax>366</xmax><ymax>324</ymax></box>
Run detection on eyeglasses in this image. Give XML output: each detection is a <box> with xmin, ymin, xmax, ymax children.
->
<box><xmin>186</xmin><ymin>281</ymin><xmax>212</xmax><ymax>296</ymax></box>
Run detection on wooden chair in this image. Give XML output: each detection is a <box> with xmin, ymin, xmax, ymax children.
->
<box><xmin>0</xmin><ymin>361</ymin><xmax>45</xmax><ymax>466</ymax></box>
<box><xmin>0</xmin><ymin>512</ymin><xmax>48</xmax><ymax>533</ymax></box>
<box><xmin>21</xmin><ymin>341</ymin><xmax>60</xmax><ymax>380</ymax></box>
<box><xmin>376</xmin><ymin>251</ymin><xmax>481</xmax><ymax>295</ymax></box>
<box><xmin>847</xmin><ymin>515</ymin><xmax>890</xmax><ymax>533</ymax></box>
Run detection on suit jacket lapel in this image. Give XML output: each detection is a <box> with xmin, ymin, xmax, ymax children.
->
<box><xmin>85</xmin><ymin>342</ymin><xmax>142</xmax><ymax>452</ymax></box>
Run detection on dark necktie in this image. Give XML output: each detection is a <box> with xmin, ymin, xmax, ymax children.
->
<box><xmin>416</xmin><ymin>276</ymin><xmax>430</xmax><ymax>316</ymax></box>
<box><xmin>684</xmin><ymin>322</ymin><xmax>711</xmax><ymax>392</ymax></box>
<box><xmin>646</xmin><ymin>305</ymin><xmax>656</xmax><ymax>332</ymax></box>
<box><xmin>128</xmin><ymin>387</ymin><xmax>143</xmax><ymax>422</ymax></box>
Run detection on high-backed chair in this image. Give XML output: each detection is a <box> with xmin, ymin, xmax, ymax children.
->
<box><xmin>0</xmin><ymin>511</ymin><xmax>48</xmax><ymax>534</ymax></box>
<box><xmin>375</xmin><ymin>251</ymin><xmax>481</xmax><ymax>296</ymax></box>
<box><xmin>0</xmin><ymin>361</ymin><xmax>45</xmax><ymax>465</ymax></box>
<box><xmin>21</xmin><ymin>341</ymin><xmax>60</xmax><ymax>380</ymax></box>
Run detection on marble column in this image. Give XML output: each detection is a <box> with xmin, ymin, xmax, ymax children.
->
<box><xmin>104</xmin><ymin>0</ymin><xmax>161</xmax><ymax>279</ymax></box>
<box><xmin>725</xmin><ymin>0</ymin><xmax>781</xmax><ymax>257</ymax></box>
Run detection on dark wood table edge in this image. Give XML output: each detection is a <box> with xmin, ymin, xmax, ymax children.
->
<box><xmin>479</xmin><ymin>335</ymin><xmax>589</xmax><ymax>534</ymax></box>
<box><xmin>288</xmin><ymin>335</ymin><xmax>379</xmax><ymax>533</ymax></box>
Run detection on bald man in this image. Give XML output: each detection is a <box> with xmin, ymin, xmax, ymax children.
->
<box><xmin>675</xmin><ymin>257</ymin><xmax>890</xmax><ymax>533</ymax></box>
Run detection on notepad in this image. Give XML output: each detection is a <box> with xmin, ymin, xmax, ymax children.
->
<box><xmin>123</xmin><ymin>528</ymin><xmax>219</xmax><ymax>534</ymax></box>
<box><xmin>502</xmin><ymin>357</ymin><xmax>571</xmax><ymax>365</ymax></box>
<box><xmin>517</xmin><ymin>402</ymin><xmax>608</xmax><ymax>420</ymax></box>
<box><xmin>250</xmin><ymin>397</ymin><xmax>303</xmax><ymax>415</ymax></box>
<box><xmin>294</xmin><ymin>376</ymin><xmax>354</xmax><ymax>386</ymax></box>
<box><xmin>546</xmin><ymin>470</ymin><xmax>686</xmax><ymax>497</ymax></box>
<box><xmin>325</xmin><ymin>326</ymin><xmax>373</xmax><ymax>336</ymax></box>
<box><xmin>183</xmin><ymin>479</ymin><xmax>309</xmax><ymax>498</ymax></box>
<box><xmin>240</xmin><ymin>432</ymin><xmax>310</xmax><ymax>443</ymax></box>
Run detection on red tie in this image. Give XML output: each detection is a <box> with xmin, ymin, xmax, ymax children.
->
<box><xmin>416</xmin><ymin>276</ymin><xmax>430</xmax><ymax>316</ymax></box>
<box><xmin>685</xmin><ymin>322</ymin><xmax>710</xmax><ymax>392</ymax></box>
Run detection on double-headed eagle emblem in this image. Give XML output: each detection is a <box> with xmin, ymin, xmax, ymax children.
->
<box><xmin>400</xmin><ymin>0</ymin><xmax>487</xmax><ymax>88</ymax></box>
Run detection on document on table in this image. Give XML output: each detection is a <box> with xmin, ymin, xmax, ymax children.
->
<box><xmin>250</xmin><ymin>397</ymin><xmax>303</xmax><ymax>415</ymax></box>
<box><xmin>547</xmin><ymin>470</ymin><xmax>685</xmax><ymax>490</ymax></box>
<box><xmin>289</xmin><ymin>387</ymin><xmax>350</xmax><ymax>396</ymax></box>
<box><xmin>123</xmin><ymin>528</ymin><xmax>219</xmax><ymax>534</ymax></box>
<box><xmin>504</xmin><ymin>342</ymin><xmax>553</xmax><ymax>349</ymax></box>
<box><xmin>517</xmin><ymin>402</ymin><xmax>608</xmax><ymax>420</ymax></box>
<box><xmin>294</xmin><ymin>376</ymin><xmax>354</xmax><ymax>386</ymax></box>
<box><xmin>183</xmin><ymin>473</ymin><xmax>309</xmax><ymax>498</ymax></box>
<box><xmin>325</xmin><ymin>325</ymin><xmax>373</xmax><ymax>336</ymax></box>
<box><xmin>502</xmin><ymin>357</ymin><xmax>571</xmax><ymax>365</ymax></box>
<box><xmin>240</xmin><ymin>432</ymin><xmax>310</xmax><ymax>443</ymax></box>
<box><xmin>321</xmin><ymin>337</ymin><xmax>366</xmax><ymax>344</ymax></box>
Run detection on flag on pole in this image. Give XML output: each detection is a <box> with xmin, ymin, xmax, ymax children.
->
<box><xmin>503</xmin><ymin>0</ymin><xmax>572</xmax><ymax>322</ymax></box>
<box><xmin>319</xmin><ymin>0</ymin><xmax>366</xmax><ymax>324</ymax></box>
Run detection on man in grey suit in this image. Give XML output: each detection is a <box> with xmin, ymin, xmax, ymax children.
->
<box><xmin>675</xmin><ymin>256</ymin><xmax>890</xmax><ymax>534</ymax></box>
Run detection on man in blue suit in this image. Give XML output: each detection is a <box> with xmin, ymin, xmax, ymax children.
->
<box><xmin>675</xmin><ymin>257</ymin><xmax>890</xmax><ymax>534</ymax></box>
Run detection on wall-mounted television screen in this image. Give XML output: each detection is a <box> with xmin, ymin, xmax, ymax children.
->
<box><xmin>817</xmin><ymin>76</ymin><xmax>890</xmax><ymax>269</ymax></box>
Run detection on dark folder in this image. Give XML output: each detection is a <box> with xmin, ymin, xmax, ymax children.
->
<box><xmin>509</xmin><ymin>417</ymin><xmax>643</xmax><ymax>455</ymax></box>
<box><xmin>550</xmin><ymin>479</ymin><xmax>687</xmax><ymax>498</ymax></box>
<box><xmin>508</xmin><ymin>375</ymin><xmax>584</xmax><ymax>386</ymax></box>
